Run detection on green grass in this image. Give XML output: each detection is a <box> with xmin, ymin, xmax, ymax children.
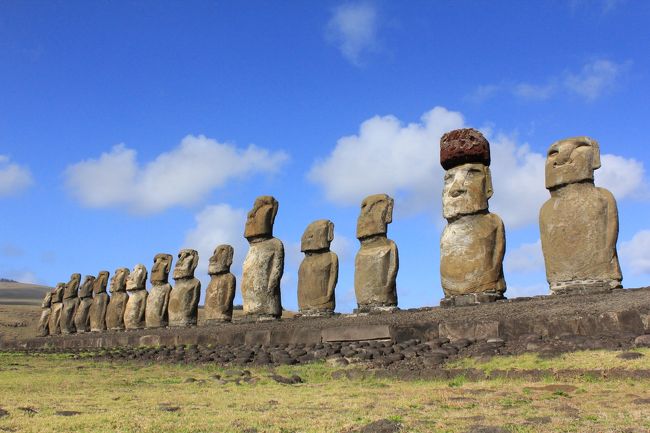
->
<box><xmin>0</xmin><ymin>351</ymin><xmax>649</xmax><ymax>432</ymax></box>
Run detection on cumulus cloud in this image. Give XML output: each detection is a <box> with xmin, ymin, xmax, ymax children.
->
<box><xmin>619</xmin><ymin>230</ymin><xmax>650</xmax><ymax>275</ymax></box>
<box><xmin>564</xmin><ymin>59</ymin><xmax>625</xmax><ymax>101</ymax></box>
<box><xmin>0</xmin><ymin>155</ymin><xmax>33</xmax><ymax>197</ymax></box>
<box><xmin>597</xmin><ymin>154</ymin><xmax>646</xmax><ymax>199</ymax></box>
<box><xmin>326</xmin><ymin>2</ymin><xmax>379</xmax><ymax>65</ymax></box>
<box><xmin>504</xmin><ymin>240</ymin><xmax>544</xmax><ymax>274</ymax></box>
<box><xmin>64</xmin><ymin>135</ymin><xmax>288</xmax><ymax>214</ymax></box>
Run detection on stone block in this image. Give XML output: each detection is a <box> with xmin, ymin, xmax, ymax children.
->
<box><xmin>245</xmin><ymin>330</ymin><xmax>271</xmax><ymax>346</ymax></box>
<box><xmin>439</xmin><ymin>320</ymin><xmax>500</xmax><ymax>341</ymax></box>
<box><xmin>321</xmin><ymin>325</ymin><xmax>391</xmax><ymax>342</ymax></box>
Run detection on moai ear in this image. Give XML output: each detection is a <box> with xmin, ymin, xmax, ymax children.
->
<box><xmin>587</xmin><ymin>137</ymin><xmax>601</xmax><ymax>170</ymax></box>
<box><xmin>327</xmin><ymin>221</ymin><xmax>335</xmax><ymax>242</ymax></box>
<box><xmin>165</xmin><ymin>255</ymin><xmax>173</xmax><ymax>273</ymax></box>
<box><xmin>385</xmin><ymin>196</ymin><xmax>394</xmax><ymax>224</ymax></box>
<box><xmin>270</xmin><ymin>198</ymin><xmax>279</xmax><ymax>225</ymax></box>
<box><xmin>227</xmin><ymin>246</ymin><xmax>234</xmax><ymax>264</ymax></box>
<box><xmin>484</xmin><ymin>166</ymin><xmax>494</xmax><ymax>199</ymax></box>
<box><xmin>191</xmin><ymin>251</ymin><xmax>200</xmax><ymax>270</ymax></box>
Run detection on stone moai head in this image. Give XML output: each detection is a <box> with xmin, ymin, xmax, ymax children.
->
<box><xmin>208</xmin><ymin>245</ymin><xmax>234</xmax><ymax>275</ymax></box>
<box><xmin>93</xmin><ymin>271</ymin><xmax>110</xmax><ymax>294</ymax></box>
<box><xmin>151</xmin><ymin>253</ymin><xmax>173</xmax><ymax>284</ymax></box>
<box><xmin>301</xmin><ymin>219</ymin><xmax>334</xmax><ymax>253</ymax></box>
<box><xmin>356</xmin><ymin>194</ymin><xmax>394</xmax><ymax>240</ymax></box>
<box><xmin>52</xmin><ymin>283</ymin><xmax>65</xmax><ymax>303</ymax></box>
<box><xmin>174</xmin><ymin>249</ymin><xmax>199</xmax><ymax>280</ymax></box>
<box><xmin>110</xmin><ymin>268</ymin><xmax>130</xmax><ymax>294</ymax></box>
<box><xmin>126</xmin><ymin>264</ymin><xmax>148</xmax><ymax>291</ymax></box>
<box><xmin>440</xmin><ymin>128</ymin><xmax>493</xmax><ymax>220</ymax></box>
<box><xmin>42</xmin><ymin>291</ymin><xmax>52</xmax><ymax>308</ymax></box>
<box><xmin>79</xmin><ymin>275</ymin><xmax>96</xmax><ymax>298</ymax></box>
<box><xmin>64</xmin><ymin>273</ymin><xmax>81</xmax><ymax>298</ymax></box>
<box><xmin>545</xmin><ymin>136</ymin><xmax>601</xmax><ymax>190</ymax></box>
<box><xmin>244</xmin><ymin>195</ymin><xmax>279</xmax><ymax>240</ymax></box>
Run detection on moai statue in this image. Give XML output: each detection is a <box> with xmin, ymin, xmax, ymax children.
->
<box><xmin>105</xmin><ymin>268</ymin><xmax>130</xmax><ymax>331</ymax></box>
<box><xmin>37</xmin><ymin>291</ymin><xmax>52</xmax><ymax>337</ymax></box>
<box><xmin>241</xmin><ymin>196</ymin><xmax>284</xmax><ymax>321</ymax></box>
<box><xmin>89</xmin><ymin>271</ymin><xmax>110</xmax><ymax>332</ymax></box>
<box><xmin>298</xmin><ymin>220</ymin><xmax>338</xmax><ymax>316</ymax></box>
<box><xmin>73</xmin><ymin>275</ymin><xmax>96</xmax><ymax>333</ymax></box>
<box><xmin>60</xmin><ymin>273</ymin><xmax>81</xmax><ymax>334</ymax></box>
<box><xmin>168</xmin><ymin>249</ymin><xmax>201</xmax><ymax>327</ymax></box>
<box><xmin>145</xmin><ymin>253</ymin><xmax>173</xmax><ymax>328</ymax></box>
<box><xmin>439</xmin><ymin>128</ymin><xmax>506</xmax><ymax>307</ymax></box>
<box><xmin>354</xmin><ymin>194</ymin><xmax>399</xmax><ymax>313</ymax></box>
<box><xmin>48</xmin><ymin>283</ymin><xmax>65</xmax><ymax>336</ymax></box>
<box><xmin>124</xmin><ymin>264</ymin><xmax>148</xmax><ymax>330</ymax></box>
<box><xmin>540</xmin><ymin>136</ymin><xmax>623</xmax><ymax>294</ymax></box>
<box><xmin>204</xmin><ymin>245</ymin><xmax>236</xmax><ymax>323</ymax></box>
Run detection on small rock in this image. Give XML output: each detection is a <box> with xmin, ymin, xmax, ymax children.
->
<box><xmin>183</xmin><ymin>377</ymin><xmax>197</xmax><ymax>383</ymax></box>
<box><xmin>327</xmin><ymin>357</ymin><xmax>349</xmax><ymax>367</ymax></box>
<box><xmin>0</xmin><ymin>408</ymin><xmax>8</xmax><ymax>418</ymax></box>
<box><xmin>18</xmin><ymin>407</ymin><xmax>38</xmax><ymax>415</ymax></box>
<box><xmin>269</xmin><ymin>374</ymin><xmax>303</xmax><ymax>385</ymax></box>
<box><xmin>617</xmin><ymin>352</ymin><xmax>644</xmax><ymax>360</ymax></box>
<box><xmin>634</xmin><ymin>335</ymin><xmax>650</xmax><ymax>348</ymax></box>
<box><xmin>55</xmin><ymin>411</ymin><xmax>81</xmax><ymax>417</ymax></box>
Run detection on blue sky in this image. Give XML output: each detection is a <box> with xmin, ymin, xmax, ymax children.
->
<box><xmin>1</xmin><ymin>0</ymin><xmax>650</xmax><ymax>311</ymax></box>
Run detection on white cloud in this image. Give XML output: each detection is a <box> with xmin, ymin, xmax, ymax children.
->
<box><xmin>564</xmin><ymin>59</ymin><xmax>624</xmax><ymax>101</ymax></box>
<box><xmin>0</xmin><ymin>155</ymin><xmax>33</xmax><ymax>197</ymax></box>
<box><xmin>619</xmin><ymin>230</ymin><xmax>650</xmax><ymax>275</ymax></box>
<box><xmin>504</xmin><ymin>240</ymin><xmax>544</xmax><ymax>273</ymax></box>
<box><xmin>597</xmin><ymin>154</ymin><xmax>646</xmax><ymax>199</ymax></box>
<box><xmin>64</xmin><ymin>135</ymin><xmax>288</xmax><ymax>214</ymax></box>
<box><xmin>326</xmin><ymin>2</ymin><xmax>379</xmax><ymax>65</ymax></box>
<box><xmin>513</xmin><ymin>82</ymin><xmax>556</xmax><ymax>101</ymax></box>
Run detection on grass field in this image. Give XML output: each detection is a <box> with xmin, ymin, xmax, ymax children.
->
<box><xmin>1</xmin><ymin>350</ymin><xmax>650</xmax><ymax>433</ymax></box>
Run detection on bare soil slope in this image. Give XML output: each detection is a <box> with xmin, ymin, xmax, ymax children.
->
<box><xmin>0</xmin><ymin>281</ymin><xmax>52</xmax><ymax>305</ymax></box>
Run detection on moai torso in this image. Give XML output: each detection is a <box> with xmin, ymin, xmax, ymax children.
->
<box><xmin>146</xmin><ymin>254</ymin><xmax>173</xmax><ymax>328</ymax></box>
<box><xmin>48</xmin><ymin>284</ymin><xmax>65</xmax><ymax>335</ymax></box>
<box><xmin>241</xmin><ymin>196</ymin><xmax>284</xmax><ymax>320</ymax></box>
<box><xmin>61</xmin><ymin>273</ymin><xmax>81</xmax><ymax>334</ymax></box>
<box><xmin>168</xmin><ymin>249</ymin><xmax>201</xmax><ymax>327</ymax></box>
<box><xmin>539</xmin><ymin>137</ymin><xmax>622</xmax><ymax>294</ymax></box>
<box><xmin>89</xmin><ymin>271</ymin><xmax>110</xmax><ymax>332</ymax></box>
<box><xmin>205</xmin><ymin>245</ymin><xmax>236</xmax><ymax>323</ymax></box>
<box><xmin>354</xmin><ymin>194</ymin><xmax>399</xmax><ymax>311</ymax></box>
<box><xmin>124</xmin><ymin>265</ymin><xmax>148</xmax><ymax>330</ymax></box>
<box><xmin>37</xmin><ymin>292</ymin><xmax>52</xmax><ymax>337</ymax></box>
<box><xmin>74</xmin><ymin>275</ymin><xmax>95</xmax><ymax>333</ymax></box>
<box><xmin>298</xmin><ymin>220</ymin><xmax>338</xmax><ymax>315</ymax></box>
<box><xmin>106</xmin><ymin>268</ymin><xmax>130</xmax><ymax>331</ymax></box>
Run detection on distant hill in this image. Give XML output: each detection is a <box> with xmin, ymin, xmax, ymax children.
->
<box><xmin>0</xmin><ymin>281</ymin><xmax>52</xmax><ymax>305</ymax></box>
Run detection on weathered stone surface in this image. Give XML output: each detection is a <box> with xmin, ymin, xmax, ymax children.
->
<box><xmin>48</xmin><ymin>283</ymin><xmax>65</xmax><ymax>335</ymax></box>
<box><xmin>168</xmin><ymin>249</ymin><xmax>201</xmax><ymax>327</ymax></box>
<box><xmin>322</xmin><ymin>325</ymin><xmax>391</xmax><ymax>342</ymax></box>
<box><xmin>105</xmin><ymin>268</ymin><xmax>130</xmax><ymax>331</ymax></box>
<box><xmin>89</xmin><ymin>271</ymin><xmax>110</xmax><ymax>332</ymax></box>
<box><xmin>146</xmin><ymin>253</ymin><xmax>173</xmax><ymax>329</ymax></box>
<box><xmin>540</xmin><ymin>137</ymin><xmax>622</xmax><ymax>294</ymax></box>
<box><xmin>124</xmin><ymin>264</ymin><xmax>148</xmax><ymax>330</ymax></box>
<box><xmin>440</xmin><ymin>129</ymin><xmax>506</xmax><ymax>304</ymax></box>
<box><xmin>354</xmin><ymin>194</ymin><xmax>398</xmax><ymax>312</ymax></box>
<box><xmin>73</xmin><ymin>275</ymin><xmax>96</xmax><ymax>333</ymax></box>
<box><xmin>242</xmin><ymin>196</ymin><xmax>284</xmax><ymax>320</ymax></box>
<box><xmin>298</xmin><ymin>219</ymin><xmax>338</xmax><ymax>316</ymax></box>
<box><xmin>634</xmin><ymin>334</ymin><xmax>650</xmax><ymax>348</ymax></box>
<box><xmin>37</xmin><ymin>292</ymin><xmax>52</xmax><ymax>337</ymax></box>
<box><xmin>205</xmin><ymin>245</ymin><xmax>236</xmax><ymax>323</ymax></box>
<box><xmin>60</xmin><ymin>273</ymin><xmax>81</xmax><ymax>335</ymax></box>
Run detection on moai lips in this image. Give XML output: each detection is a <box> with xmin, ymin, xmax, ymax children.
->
<box><xmin>124</xmin><ymin>264</ymin><xmax>148</xmax><ymax>330</ymax></box>
<box><xmin>73</xmin><ymin>275</ymin><xmax>96</xmax><ymax>333</ymax></box>
<box><xmin>105</xmin><ymin>268</ymin><xmax>130</xmax><ymax>331</ymax></box>
<box><xmin>298</xmin><ymin>219</ymin><xmax>338</xmax><ymax>316</ymax></box>
<box><xmin>540</xmin><ymin>137</ymin><xmax>622</xmax><ymax>294</ymax></box>
<box><xmin>89</xmin><ymin>271</ymin><xmax>110</xmax><ymax>332</ymax></box>
<box><xmin>145</xmin><ymin>253</ymin><xmax>173</xmax><ymax>328</ymax></box>
<box><xmin>205</xmin><ymin>245</ymin><xmax>236</xmax><ymax>323</ymax></box>
<box><xmin>168</xmin><ymin>249</ymin><xmax>201</xmax><ymax>327</ymax></box>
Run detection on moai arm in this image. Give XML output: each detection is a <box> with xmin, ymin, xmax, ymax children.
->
<box><xmin>269</xmin><ymin>240</ymin><xmax>285</xmax><ymax>291</ymax></box>
<box><xmin>191</xmin><ymin>281</ymin><xmax>202</xmax><ymax>312</ymax></box>
<box><xmin>600</xmin><ymin>188</ymin><xmax>620</xmax><ymax>262</ymax></box>
<box><xmin>226</xmin><ymin>274</ymin><xmax>236</xmax><ymax>309</ymax></box>
<box><xmin>327</xmin><ymin>252</ymin><xmax>339</xmax><ymax>302</ymax></box>
<box><xmin>493</xmin><ymin>215</ymin><xmax>506</xmax><ymax>276</ymax></box>
<box><xmin>388</xmin><ymin>241</ymin><xmax>399</xmax><ymax>286</ymax></box>
<box><xmin>161</xmin><ymin>287</ymin><xmax>170</xmax><ymax>319</ymax></box>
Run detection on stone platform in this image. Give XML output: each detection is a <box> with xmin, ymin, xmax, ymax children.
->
<box><xmin>2</xmin><ymin>287</ymin><xmax>650</xmax><ymax>351</ymax></box>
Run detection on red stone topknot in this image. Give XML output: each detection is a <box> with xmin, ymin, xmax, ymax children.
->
<box><xmin>440</xmin><ymin>128</ymin><xmax>491</xmax><ymax>170</ymax></box>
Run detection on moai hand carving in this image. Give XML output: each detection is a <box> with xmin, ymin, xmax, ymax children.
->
<box><xmin>540</xmin><ymin>137</ymin><xmax>622</xmax><ymax>294</ymax></box>
<box><xmin>145</xmin><ymin>253</ymin><xmax>173</xmax><ymax>328</ymax></box>
<box><xmin>48</xmin><ymin>283</ymin><xmax>65</xmax><ymax>336</ymax></box>
<box><xmin>124</xmin><ymin>264</ymin><xmax>148</xmax><ymax>330</ymax></box>
<box><xmin>61</xmin><ymin>273</ymin><xmax>81</xmax><ymax>334</ymax></box>
<box><xmin>105</xmin><ymin>268</ymin><xmax>130</xmax><ymax>331</ymax></box>
<box><xmin>298</xmin><ymin>219</ymin><xmax>338</xmax><ymax>316</ymax></box>
<box><xmin>37</xmin><ymin>291</ymin><xmax>52</xmax><ymax>337</ymax></box>
<box><xmin>354</xmin><ymin>194</ymin><xmax>399</xmax><ymax>313</ymax></box>
<box><xmin>242</xmin><ymin>196</ymin><xmax>284</xmax><ymax>321</ymax></box>
<box><xmin>439</xmin><ymin>128</ymin><xmax>506</xmax><ymax>307</ymax></box>
<box><xmin>73</xmin><ymin>275</ymin><xmax>96</xmax><ymax>333</ymax></box>
<box><xmin>89</xmin><ymin>271</ymin><xmax>110</xmax><ymax>332</ymax></box>
<box><xmin>205</xmin><ymin>245</ymin><xmax>236</xmax><ymax>323</ymax></box>
<box><xmin>168</xmin><ymin>249</ymin><xmax>201</xmax><ymax>327</ymax></box>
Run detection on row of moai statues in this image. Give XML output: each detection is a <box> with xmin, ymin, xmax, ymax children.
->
<box><xmin>37</xmin><ymin>128</ymin><xmax>623</xmax><ymax>335</ymax></box>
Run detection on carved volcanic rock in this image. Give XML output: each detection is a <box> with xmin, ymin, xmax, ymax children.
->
<box><xmin>440</xmin><ymin>128</ymin><xmax>490</xmax><ymax>170</ymax></box>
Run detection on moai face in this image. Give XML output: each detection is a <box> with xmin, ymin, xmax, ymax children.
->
<box><xmin>126</xmin><ymin>264</ymin><xmax>148</xmax><ymax>291</ymax></box>
<box><xmin>93</xmin><ymin>271</ymin><xmax>109</xmax><ymax>294</ymax></box>
<box><xmin>356</xmin><ymin>194</ymin><xmax>393</xmax><ymax>240</ymax></box>
<box><xmin>301</xmin><ymin>219</ymin><xmax>334</xmax><ymax>252</ymax></box>
<box><xmin>151</xmin><ymin>253</ymin><xmax>173</xmax><ymax>284</ymax></box>
<box><xmin>52</xmin><ymin>283</ymin><xmax>65</xmax><ymax>303</ymax></box>
<box><xmin>208</xmin><ymin>245</ymin><xmax>234</xmax><ymax>275</ymax></box>
<box><xmin>79</xmin><ymin>275</ymin><xmax>96</xmax><ymax>298</ymax></box>
<box><xmin>545</xmin><ymin>137</ymin><xmax>601</xmax><ymax>190</ymax></box>
<box><xmin>244</xmin><ymin>196</ymin><xmax>279</xmax><ymax>240</ymax></box>
<box><xmin>64</xmin><ymin>273</ymin><xmax>81</xmax><ymax>298</ymax></box>
<box><xmin>442</xmin><ymin>163</ymin><xmax>493</xmax><ymax>220</ymax></box>
<box><xmin>110</xmin><ymin>268</ymin><xmax>130</xmax><ymax>293</ymax></box>
<box><xmin>174</xmin><ymin>249</ymin><xmax>199</xmax><ymax>279</ymax></box>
